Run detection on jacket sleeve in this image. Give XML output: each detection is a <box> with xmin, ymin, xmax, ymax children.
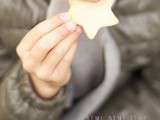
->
<box><xmin>0</xmin><ymin>59</ymin><xmax>72</xmax><ymax>120</ymax></box>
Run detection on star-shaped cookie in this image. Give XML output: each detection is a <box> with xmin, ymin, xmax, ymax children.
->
<box><xmin>69</xmin><ymin>0</ymin><xmax>119</xmax><ymax>39</ymax></box>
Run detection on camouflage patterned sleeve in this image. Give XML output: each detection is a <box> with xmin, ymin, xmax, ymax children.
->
<box><xmin>0</xmin><ymin>60</ymin><xmax>72</xmax><ymax>120</ymax></box>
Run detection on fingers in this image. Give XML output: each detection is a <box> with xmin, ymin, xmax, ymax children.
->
<box><xmin>50</xmin><ymin>43</ymin><xmax>78</xmax><ymax>86</ymax></box>
<box><xmin>40</xmin><ymin>27</ymin><xmax>81</xmax><ymax>73</ymax></box>
<box><xmin>17</xmin><ymin>13</ymin><xmax>70</xmax><ymax>53</ymax></box>
<box><xmin>16</xmin><ymin>12</ymin><xmax>82</xmax><ymax>99</ymax></box>
<box><xmin>31</xmin><ymin>43</ymin><xmax>78</xmax><ymax>98</ymax></box>
<box><xmin>34</xmin><ymin>27</ymin><xmax>81</xmax><ymax>81</ymax></box>
<box><xmin>63</xmin><ymin>42</ymin><xmax>78</xmax><ymax>66</ymax></box>
<box><xmin>30</xmin><ymin>21</ymin><xmax>77</xmax><ymax>61</ymax></box>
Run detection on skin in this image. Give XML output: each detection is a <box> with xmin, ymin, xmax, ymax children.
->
<box><xmin>17</xmin><ymin>13</ymin><xmax>81</xmax><ymax>99</ymax></box>
<box><xmin>17</xmin><ymin>0</ymin><xmax>99</xmax><ymax>100</ymax></box>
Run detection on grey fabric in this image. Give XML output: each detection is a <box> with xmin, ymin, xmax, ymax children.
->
<box><xmin>0</xmin><ymin>0</ymin><xmax>160</xmax><ymax>120</ymax></box>
<box><xmin>61</xmin><ymin>29</ymin><xmax>121</xmax><ymax>120</ymax></box>
<box><xmin>47</xmin><ymin>1</ymin><xmax>121</xmax><ymax>120</ymax></box>
<box><xmin>98</xmin><ymin>0</ymin><xmax>160</xmax><ymax>119</ymax></box>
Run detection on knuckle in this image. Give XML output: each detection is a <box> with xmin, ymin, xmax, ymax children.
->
<box><xmin>35</xmin><ymin>68</ymin><xmax>50</xmax><ymax>80</ymax></box>
<box><xmin>57</xmin><ymin>26</ymin><xmax>69</xmax><ymax>37</ymax></box>
<box><xmin>38</xmin><ymin>36</ymin><xmax>50</xmax><ymax>49</ymax></box>
<box><xmin>35</xmin><ymin>71</ymin><xmax>47</xmax><ymax>80</ymax></box>
<box><xmin>51</xmin><ymin>67</ymin><xmax>71</xmax><ymax>87</ymax></box>
<box><xmin>16</xmin><ymin>44</ymin><xmax>29</xmax><ymax>59</ymax></box>
<box><xmin>16</xmin><ymin>45</ymin><xmax>22</xmax><ymax>56</ymax></box>
<box><xmin>22</xmin><ymin>59</ymin><xmax>35</xmax><ymax>72</ymax></box>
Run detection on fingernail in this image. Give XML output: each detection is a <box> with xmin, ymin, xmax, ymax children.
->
<box><xmin>59</xmin><ymin>13</ymin><xmax>70</xmax><ymax>22</ymax></box>
<box><xmin>65</xmin><ymin>21</ymin><xmax>77</xmax><ymax>32</ymax></box>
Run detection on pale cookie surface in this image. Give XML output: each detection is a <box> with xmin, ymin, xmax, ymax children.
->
<box><xmin>69</xmin><ymin>0</ymin><xmax>119</xmax><ymax>39</ymax></box>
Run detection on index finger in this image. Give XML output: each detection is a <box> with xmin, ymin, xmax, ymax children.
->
<box><xmin>18</xmin><ymin>12</ymin><xmax>70</xmax><ymax>51</ymax></box>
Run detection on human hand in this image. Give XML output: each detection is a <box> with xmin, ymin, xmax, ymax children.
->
<box><xmin>16</xmin><ymin>13</ymin><xmax>82</xmax><ymax>99</ymax></box>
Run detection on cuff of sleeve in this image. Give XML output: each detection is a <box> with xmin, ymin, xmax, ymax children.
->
<box><xmin>8</xmin><ymin>61</ymin><xmax>73</xmax><ymax>111</ymax></box>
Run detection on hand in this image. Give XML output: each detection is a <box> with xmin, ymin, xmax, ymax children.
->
<box><xmin>16</xmin><ymin>13</ymin><xmax>82</xmax><ymax>99</ymax></box>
